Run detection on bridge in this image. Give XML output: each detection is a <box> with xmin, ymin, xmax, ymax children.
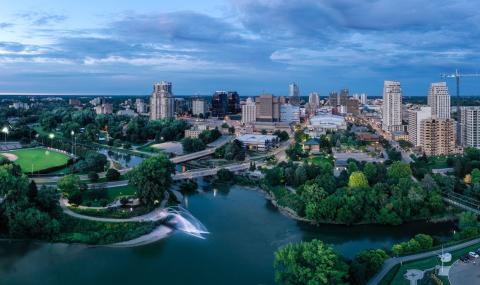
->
<box><xmin>170</xmin><ymin>135</ymin><xmax>232</xmax><ymax>164</ymax></box>
<box><xmin>173</xmin><ymin>162</ymin><xmax>251</xmax><ymax>180</ymax></box>
<box><xmin>442</xmin><ymin>191</ymin><xmax>480</xmax><ymax>215</ymax></box>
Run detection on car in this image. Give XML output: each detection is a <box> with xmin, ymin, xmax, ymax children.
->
<box><xmin>469</xmin><ymin>252</ymin><xmax>479</xmax><ymax>259</ymax></box>
<box><xmin>476</xmin><ymin>248</ymin><xmax>480</xmax><ymax>255</ymax></box>
<box><xmin>460</xmin><ymin>256</ymin><xmax>469</xmax><ymax>263</ymax></box>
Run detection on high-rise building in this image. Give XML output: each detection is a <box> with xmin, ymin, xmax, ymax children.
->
<box><xmin>280</xmin><ymin>104</ymin><xmax>300</xmax><ymax>123</ymax></box>
<box><xmin>241</xmin><ymin>97</ymin><xmax>257</xmax><ymax>124</ymax></box>
<box><xmin>94</xmin><ymin>103</ymin><xmax>113</xmax><ymax>115</ymax></box>
<box><xmin>360</xmin><ymin>93</ymin><xmax>367</xmax><ymax>105</ymax></box>
<box><xmin>346</xmin><ymin>98</ymin><xmax>360</xmax><ymax>115</ymax></box>
<box><xmin>255</xmin><ymin>94</ymin><xmax>280</xmax><ymax>122</ymax></box>
<box><xmin>150</xmin><ymin>81</ymin><xmax>175</xmax><ymax>120</ymax></box>
<box><xmin>339</xmin><ymin>88</ymin><xmax>349</xmax><ymax>106</ymax></box>
<box><xmin>211</xmin><ymin>91</ymin><xmax>228</xmax><ymax>117</ymax></box>
<box><xmin>288</xmin><ymin>83</ymin><xmax>300</xmax><ymax>106</ymax></box>
<box><xmin>227</xmin><ymin>91</ymin><xmax>241</xmax><ymax>114</ymax></box>
<box><xmin>328</xmin><ymin>91</ymin><xmax>338</xmax><ymax>106</ymax></box>
<box><xmin>211</xmin><ymin>91</ymin><xmax>240</xmax><ymax>117</ymax></box>
<box><xmin>192</xmin><ymin>97</ymin><xmax>207</xmax><ymax>116</ymax></box>
<box><xmin>175</xmin><ymin>98</ymin><xmax>189</xmax><ymax>115</ymax></box>
<box><xmin>135</xmin><ymin>99</ymin><xmax>148</xmax><ymax>114</ymax></box>
<box><xmin>459</xmin><ymin>106</ymin><xmax>480</xmax><ymax>148</ymax></box>
<box><xmin>308</xmin><ymin>92</ymin><xmax>320</xmax><ymax>109</ymax></box>
<box><xmin>420</xmin><ymin>118</ymin><xmax>456</xmax><ymax>156</ymax></box>
<box><xmin>408</xmin><ymin>106</ymin><xmax>432</xmax><ymax>146</ymax></box>
<box><xmin>382</xmin><ymin>81</ymin><xmax>403</xmax><ymax>132</ymax></box>
<box><xmin>428</xmin><ymin>82</ymin><xmax>450</xmax><ymax>119</ymax></box>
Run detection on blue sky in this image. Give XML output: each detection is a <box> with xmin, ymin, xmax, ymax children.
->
<box><xmin>0</xmin><ymin>0</ymin><xmax>479</xmax><ymax>96</ymax></box>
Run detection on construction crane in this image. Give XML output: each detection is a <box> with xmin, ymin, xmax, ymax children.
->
<box><xmin>441</xmin><ymin>69</ymin><xmax>480</xmax><ymax>118</ymax></box>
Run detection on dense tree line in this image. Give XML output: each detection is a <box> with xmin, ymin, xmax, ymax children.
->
<box><xmin>182</xmin><ymin>128</ymin><xmax>221</xmax><ymax>153</ymax></box>
<box><xmin>274</xmin><ymin>239</ymin><xmax>388</xmax><ymax>285</ymax></box>
<box><xmin>214</xmin><ymin>139</ymin><xmax>246</xmax><ymax>161</ymax></box>
<box><xmin>263</xmin><ymin>159</ymin><xmax>445</xmax><ymax>225</ymax></box>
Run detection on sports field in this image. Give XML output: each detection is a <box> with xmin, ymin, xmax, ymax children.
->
<box><xmin>0</xmin><ymin>148</ymin><xmax>70</xmax><ymax>173</ymax></box>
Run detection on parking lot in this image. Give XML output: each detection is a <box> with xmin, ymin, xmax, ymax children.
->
<box><xmin>450</xmin><ymin>251</ymin><xmax>480</xmax><ymax>285</ymax></box>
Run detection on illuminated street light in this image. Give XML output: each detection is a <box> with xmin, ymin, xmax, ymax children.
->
<box><xmin>48</xmin><ymin>133</ymin><xmax>55</xmax><ymax>148</ymax></box>
<box><xmin>1</xmin><ymin>126</ymin><xmax>9</xmax><ymax>145</ymax></box>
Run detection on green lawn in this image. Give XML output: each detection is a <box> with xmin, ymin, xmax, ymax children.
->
<box><xmin>384</xmin><ymin>242</ymin><xmax>480</xmax><ymax>285</ymax></box>
<box><xmin>1</xmin><ymin>148</ymin><xmax>70</xmax><ymax>173</ymax></box>
<box><xmin>81</xmin><ymin>185</ymin><xmax>137</xmax><ymax>207</ymax></box>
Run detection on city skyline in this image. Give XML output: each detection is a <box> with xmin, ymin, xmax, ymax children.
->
<box><xmin>1</xmin><ymin>0</ymin><xmax>480</xmax><ymax>96</ymax></box>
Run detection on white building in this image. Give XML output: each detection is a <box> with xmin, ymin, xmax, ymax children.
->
<box><xmin>459</xmin><ymin>106</ymin><xmax>480</xmax><ymax>148</ymax></box>
<box><xmin>382</xmin><ymin>80</ymin><xmax>403</xmax><ymax>132</ymax></box>
<box><xmin>117</xmin><ymin>108</ymin><xmax>138</xmax><ymax>117</ymax></box>
<box><xmin>360</xmin><ymin>93</ymin><xmax>367</xmax><ymax>105</ymax></box>
<box><xmin>192</xmin><ymin>97</ymin><xmax>207</xmax><ymax>116</ymax></box>
<box><xmin>241</xmin><ymin>97</ymin><xmax>257</xmax><ymax>124</ymax></box>
<box><xmin>135</xmin><ymin>99</ymin><xmax>149</xmax><ymax>114</ymax></box>
<box><xmin>95</xmin><ymin>103</ymin><xmax>113</xmax><ymax>115</ymax></box>
<box><xmin>428</xmin><ymin>82</ymin><xmax>450</xmax><ymax>119</ymax></box>
<box><xmin>307</xmin><ymin>113</ymin><xmax>346</xmax><ymax>137</ymax></box>
<box><xmin>308</xmin><ymin>92</ymin><xmax>320</xmax><ymax>109</ymax></box>
<box><xmin>150</xmin><ymin>81</ymin><xmax>175</xmax><ymax>120</ymax></box>
<box><xmin>288</xmin><ymin>83</ymin><xmax>300</xmax><ymax>106</ymax></box>
<box><xmin>238</xmin><ymin>134</ymin><xmax>279</xmax><ymax>151</ymax></box>
<box><xmin>280</xmin><ymin>104</ymin><xmax>300</xmax><ymax>123</ymax></box>
<box><xmin>408</xmin><ymin>106</ymin><xmax>431</xmax><ymax>146</ymax></box>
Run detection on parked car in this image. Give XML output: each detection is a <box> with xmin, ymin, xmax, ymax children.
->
<box><xmin>469</xmin><ymin>252</ymin><xmax>479</xmax><ymax>258</ymax></box>
<box><xmin>475</xmin><ymin>248</ymin><xmax>480</xmax><ymax>255</ymax></box>
<box><xmin>460</xmin><ymin>256</ymin><xmax>469</xmax><ymax>263</ymax></box>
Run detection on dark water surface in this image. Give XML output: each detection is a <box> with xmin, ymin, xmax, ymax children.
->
<box><xmin>0</xmin><ymin>186</ymin><xmax>454</xmax><ymax>285</ymax></box>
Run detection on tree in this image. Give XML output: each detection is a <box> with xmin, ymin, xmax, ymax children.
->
<box><xmin>88</xmin><ymin>171</ymin><xmax>99</xmax><ymax>182</ymax></box>
<box><xmin>274</xmin><ymin>239</ymin><xmax>348</xmax><ymax>285</ymax></box>
<box><xmin>471</xmin><ymin>168</ymin><xmax>480</xmax><ymax>184</ymax></box>
<box><xmin>128</xmin><ymin>155</ymin><xmax>175</xmax><ymax>206</ymax></box>
<box><xmin>350</xmin><ymin>249</ymin><xmax>388</xmax><ymax>285</ymax></box>
<box><xmin>216</xmin><ymin>168</ymin><xmax>234</xmax><ymax>182</ymax></box>
<box><xmin>106</xmin><ymin>168</ymin><xmax>121</xmax><ymax>181</ymax></box>
<box><xmin>387</xmin><ymin>161</ymin><xmax>412</xmax><ymax>182</ymax></box>
<box><xmin>57</xmin><ymin>174</ymin><xmax>84</xmax><ymax>204</ymax></box>
<box><xmin>35</xmin><ymin>187</ymin><xmax>61</xmax><ymax>217</ymax></box>
<box><xmin>8</xmin><ymin>208</ymin><xmax>60</xmax><ymax>239</ymax></box>
<box><xmin>363</xmin><ymin>163</ymin><xmax>377</xmax><ymax>183</ymax></box>
<box><xmin>348</xmin><ymin>171</ymin><xmax>369</xmax><ymax>188</ymax></box>
<box><xmin>274</xmin><ymin>130</ymin><xmax>290</xmax><ymax>142</ymax></box>
<box><xmin>182</xmin><ymin>137</ymin><xmax>206</xmax><ymax>153</ymax></box>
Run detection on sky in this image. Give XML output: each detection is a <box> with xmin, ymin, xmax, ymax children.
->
<box><xmin>0</xmin><ymin>0</ymin><xmax>480</xmax><ymax>96</ymax></box>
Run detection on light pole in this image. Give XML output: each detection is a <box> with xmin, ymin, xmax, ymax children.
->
<box><xmin>70</xmin><ymin>130</ymin><xmax>75</xmax><ymax>155</ymax></box>
<box><xmin>1</xmin><ymin>127</ymin><xmax>8</xmax><ymax>145</ymax></box>
<box><xmin>48</xmin><ymin>133</ymin><xmax>55</xmax><ymax>148</ymax></box>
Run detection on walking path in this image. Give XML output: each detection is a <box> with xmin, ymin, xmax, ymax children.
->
<box><xmin>368</xmin><ymin>238</ymin><xmax>480</xmax><ymax>285</ymax></box>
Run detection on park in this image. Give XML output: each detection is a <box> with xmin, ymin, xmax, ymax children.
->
<box><xmin>0</xmin><ymin>147</ymin><xmax>71</xmax><ymax>173</ymax></box>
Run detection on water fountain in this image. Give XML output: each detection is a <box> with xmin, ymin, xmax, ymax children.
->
<box><xmin>163</xmin><ymin>206</ymin><xmax>209</xmax><ymax>239</ymax></box>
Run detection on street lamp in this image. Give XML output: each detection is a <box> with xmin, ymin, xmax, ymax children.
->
<box><xmin>1</xmin><ymin>126</ymin><xmax>8</xmax><ymax>145</ymax></box>
<box><xmin>70</xmin><ymin>130</ymin><xmax>75</xmax><ymax>155</ymax></box>
<box><xmin>48</xmin><ymin>133</ymin><xmax>55</xmax><ymax>148</ymax></box>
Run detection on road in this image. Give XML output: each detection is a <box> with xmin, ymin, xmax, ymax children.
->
<box><xmin>368</xmin><ymin>238</ymin><xmax>480</xmax><ymax>285</ymax></box>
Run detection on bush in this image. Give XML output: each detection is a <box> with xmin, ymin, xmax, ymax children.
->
<box><xmin>88</xmin><ymin>171</ymin><xmax>99</xmax><ymax>182</ymax></box>
<box><xmin>106</xmin><ymin>168</ymin><xmax>121</xmax><ymax>181</ymax></box>
<box><xmin>391</xmin><ymin>234</ymin><xmax>433</xmax><ymax>255</ymax></box>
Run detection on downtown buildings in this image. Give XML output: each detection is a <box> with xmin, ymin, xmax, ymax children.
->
<box><xmin>459</xmin><ymin>106</ymin><xmax>480</xmax><ymax>148</ymax></box>
<box><xmin>150</xmin><ymin>81</ymin><xmax>175</xmax><ymax>120</ymax></box>
<box><xmin>288</xmin><ymin>83</ymin><xmax>300</xmax><ymax>106</ymax></box>
<box><xmin>211</xmin><ymin>91</ymin><xmax>240</xmax><ymax>118</ymax></box>
<box><xmin>419</xmin><ymin>118</ymin><xmax>456</xmax><ymax>156</ymax></box>
<box><xmin>382</xmin><ymin>81</ymin><xmax>403</xmax><ymax>132</ymax></box>
<box><xmin>428</xmin><ymin>82</ymin><xmax>451</xmax><ymax>119</ymax></box>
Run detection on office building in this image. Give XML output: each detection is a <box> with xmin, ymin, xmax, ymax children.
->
<box><xmin>339</xmin><ymin>88</ymin><xmax>349</xmax><ymax>106</ymax></box>
<box><xmin>211</xmin><ymin>91</ymin><xmax>240</xmax><ymax>117</ymax></box>
<box><xmin>408</xmin><ymin>106</ymin><xmax>432</xmax><ymax>146</ymax></box>
<box><xmin>150</xmin><ymin>81</ymin><xmax>175</xmax><ymax>120</ymax></box>
<box><xmin>175</xmin><ymin>98</ymin><xmax>190</xmax><ymax>115</ymax></box>
<box><xmin>95</xmin><ymin>103</ymin><xmax>113</xmax><ymax>115</ymax></box>
<box><xmin>346</xmin><ymin>98</ymin><xmax>360</xmax><ymax>115</ymax></box>
<box><xmin>280</xmin><ymin>104</ymin><xmax>300</xmax><ymax>123</ymax></box>
<box><xmin>459</xmin><ymin>106</ymin><xmax>480</xmax><ymax>148</ymax></box>
<box><xmin>308</xmin><ymin>92</ymin><xmax>320</xmax><ymax>109</ymax></box>
<box><xmin>135</xmin><ymin>99</ymin><xmax>148</xmax><ymax>114</ymax></box>
<box><xmin>428</xmin><ymin>82</ymin><xmax>450</xmax><ymax>119</ymax></box>
<box><xmin>192</xmin><ymin>97</ymin><xmax>207</xmax><ymax>116</ymax></box>
<box><xmin>288</xmin><ymin>83</ymin><xmax>300</xmax><ymax>106</ymax></box>
<box><xmin>329</xmin><ymin>91</ymin><xmax>338</xmax><ymax>106</ymax></box>
<box><xmin>241</xmin><ymin>97</ymin><xmax>257</xmax><ymax>124</ymax></box>
<box><xmin>255</xmin><ymin>93</ymin><xmax>280</xmax><ymax>122</ymax></box>
<box><xmin>360</xmin><ymin>93</ymin><xmax>367</xmax><ymax>105</ymax></box>
<box><xmin>382</xmin><ymin>81</ymin><xmax>403</xmax><ymax>132</ymax></box>
<box><xmin>420</xmin><ymin>118</ymin><xmax>456</xmax><ymax>156</ymax></box>
<box><xmin>238</xmin><ymin>134</ymin><xmax>279</xmax><ymax>152</ymax></box>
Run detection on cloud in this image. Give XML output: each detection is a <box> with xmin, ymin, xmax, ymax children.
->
<box><xmin>0</xmin><ymin>23</ymin><xmax>13</xmax><ymax>29</ymax></box>
<box><xmin>18</xmin><ymin>12</ymin><xmax>67</xmax><ymax>26</ymax></box>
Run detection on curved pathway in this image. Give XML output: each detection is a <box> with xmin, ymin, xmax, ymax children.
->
<box><xmin>368</xmin><ymin>238</ymin><xmax>480</xmax><ymax>285</ymax></box>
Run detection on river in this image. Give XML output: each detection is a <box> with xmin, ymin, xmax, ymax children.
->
<box><xmin>0</xmin><ymin>185</ymin><xmax>454</xmax><ymax>285</ymax></box>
